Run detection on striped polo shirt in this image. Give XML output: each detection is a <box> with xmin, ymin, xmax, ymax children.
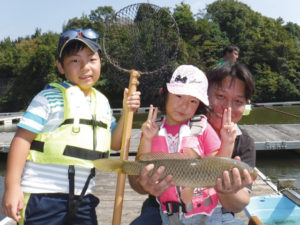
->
<box><xmin>18</xmin><ymin>86</ymin><xmax>115</xmax><ymax>195</ymax></box>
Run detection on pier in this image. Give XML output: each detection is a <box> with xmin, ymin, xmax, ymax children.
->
<box><xmin>1</xmin><ymin>127</ymin><xmax>298</xmax><ymax>224</ymax></box>
<box><xmin>1</xmin><ymin>125</ymin><xmax>300</xmax><ymax>153</ymax></box>
<box><xmin>0</xmin><ymin>112</ymin><xmax>23</xmax><ymax>126</ymax></box>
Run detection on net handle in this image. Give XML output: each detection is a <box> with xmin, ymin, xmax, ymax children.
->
<box><xmin>112</xmin><ymin>69</ymin><xmax>140</xmax><ymax>225</ymax></box>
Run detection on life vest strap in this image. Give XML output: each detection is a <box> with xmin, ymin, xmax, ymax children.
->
<box><xmin>63</xmin><ymin>145</ymin><xmax>109</xmax><ymax>160</ymax></box>
<box><xmin>61</xmin><ymin>118</ymin><xmax>107</xmax><ymax>129</ymax></box>
<box><xmin>30</xmin><ymin>140</ymin><xmax>44</xmax><ymax>152</ymax></box>
<box><xmin>66</xmin><ymin>166</ymin><xmax>96</xmax><ymax>223</ymax></box>
<box><xmin>30</xmin><ymin>140</ymin><xmax>109</xmax><ymax>160</ymax></box>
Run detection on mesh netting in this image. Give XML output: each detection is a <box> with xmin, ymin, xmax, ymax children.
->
<box><xmin>103</xmin><ymin>3</ymin><xmax>179</xmax><ymax>83</ymax></box>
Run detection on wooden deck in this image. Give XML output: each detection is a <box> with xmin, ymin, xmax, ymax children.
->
<box><xmin>0</xmin><ymin>172</ymin><xmax>282</xmax><ymax>225</ymax></box>
<box><xmin>1</xmin><ymin>123</ymin><xmax>299</xmax><ymax>224</ymax></box>
<box><xmin>239</xmin><ymin>124</ymin><xmax>300</xmax><ymax>150</ymax></box>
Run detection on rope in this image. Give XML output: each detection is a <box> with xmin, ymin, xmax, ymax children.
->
<box><xmin>253</xmin><ymin>104</ymin><xmax>300</xmax><ymax>118</ymax></box>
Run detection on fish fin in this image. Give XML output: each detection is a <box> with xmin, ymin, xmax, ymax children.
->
<box><xmin>93</xmin><ymin>158</ymin><xmax>124</xmax><ymax>173</ymax></box>
<box><xmin>139</xmin><ymin>152</ymin><xmax>199</xmax><ymax>161</ymax></box>
<box><xmin>139</xmin><ymin>152</ymin><xmax>176</xmax><ymax>161</ymax></box>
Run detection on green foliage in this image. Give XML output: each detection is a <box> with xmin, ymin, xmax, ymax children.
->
<box><xmin>0</xmin><ymin>1</ymin><xmax>300</xmax><ymax>111</ymax></box>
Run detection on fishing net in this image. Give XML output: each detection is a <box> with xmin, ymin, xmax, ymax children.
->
<box><xmin>103</xmin><ymin>3</ymin><xmax>180</xmax><ymax>97</ymax></box>
<box><xmin>102</xmin><ymin>4</ymin><xmax>180</xmax><ymax>224</ymax></box>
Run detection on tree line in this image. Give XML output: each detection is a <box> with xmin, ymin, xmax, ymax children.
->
<box><xmin>0</xmin><ymin>0</ymin><xmax>299</xmax><ymax>111</ymax></box>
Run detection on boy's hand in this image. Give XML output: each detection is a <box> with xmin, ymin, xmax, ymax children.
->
<box><xmin>220</xmin><ymin>107</ymin><xmax>237</xmax><ymax>145</ymax></box>
<box><xmin>141</xmin><ymin>105</ymin><xmax>158</xmax><ymax>141</ymax></box>
<box><xmin>2</xmin><ymin>185</ymin><xmax>24</xmax><ymax>222</ymax></box>
<box><xmin>123</xmin><ymin>88</ymin><xmax>141</xmax><ymax>112</ymax></box>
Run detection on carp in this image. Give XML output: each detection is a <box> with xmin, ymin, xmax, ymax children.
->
<box><xmin>93</xmin><ymin>153</ymin><xmax>257</xmax><ymax>188</ymax></box>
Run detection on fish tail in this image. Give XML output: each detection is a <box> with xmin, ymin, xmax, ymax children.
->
<box><xmin>93</xmin><ymin>158</ymin><xmax>125</xmax><ymax>173</ymax></box>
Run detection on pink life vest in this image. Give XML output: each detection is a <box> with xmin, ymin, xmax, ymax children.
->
<box><xmin>151</xmin><ymin>115</ymin><xmax>219</xmax><ymax>216</ymax></box>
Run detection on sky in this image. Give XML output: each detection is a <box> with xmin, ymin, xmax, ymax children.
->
<box><xmin>1</xmin><ymin>0</ymin><xmax>300</xmax><ymax>41</ymax></box>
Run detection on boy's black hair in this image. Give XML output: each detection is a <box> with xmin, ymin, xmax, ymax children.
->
<box><xmin>58</xmin><ymin>40</ymin><xmax>101</xmax><ymax>64</ymax></box>
<box><xmin>223</xmin><ymin>44</ymin><xmax>240</xmax><ymax>56</ymax></box>
<box><xmin>207</xmin><ymin>62</ymin><xmax>255</xmax><ymax>101</ymax></box>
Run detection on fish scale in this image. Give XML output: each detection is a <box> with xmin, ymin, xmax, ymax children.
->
<box><xmin>94</xmin><ymin>157</ymin><xmax>257</xmax><ymax>188</ymax></box>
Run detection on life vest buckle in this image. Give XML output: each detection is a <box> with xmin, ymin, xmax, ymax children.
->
<box><xmin>164</xmin><ymin>201</ymin><xmax>187</xmax><ymax>216</ymax></box>
<box><xmin>72</xmin><ymin>126</ymin><xmax>80</xmax><ymax>133</ymax></box>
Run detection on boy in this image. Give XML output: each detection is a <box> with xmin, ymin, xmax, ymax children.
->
<box><xmin>2</xmin><ymin>28</ymin><xmax>140</xmax><ymax>225</ymax></box>
<box><xmin>217</xmin><ymin>44</ymin><xmax>240</xmax><ymax>66</ymax></box>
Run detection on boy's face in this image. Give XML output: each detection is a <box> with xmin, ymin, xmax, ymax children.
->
<box><xmin>57</xmin><ymin>47</ymin><xmax>101</xmax><ymax>96</ymax></box>
<box><xmin>224</xmin><ymin>50</ymin><xmax>239</xmax><ymax>62</ymax></box>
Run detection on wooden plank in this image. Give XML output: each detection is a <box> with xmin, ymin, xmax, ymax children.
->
<box><xmin>239</xmin><ymin>124</ymin><xmax>300</xmax><ymax>150</ymax></box>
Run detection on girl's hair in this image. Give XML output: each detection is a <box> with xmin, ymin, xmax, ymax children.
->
<box><xmin>207</xmin><ymin>62</ymin><xmax>255</xmax><ymax>101</ymax></box>
<box><xmin>155</xmin><ymin>84</ymin><xmax>210</xmax><ymax>116</ymax></box>
<box><xmin>58</xmin><ymin>40</ymin><xmax>101</xmax><ymax>64</ymax></box>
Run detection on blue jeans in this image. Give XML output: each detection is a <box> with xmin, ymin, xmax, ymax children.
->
<box><xmin>130</xmin><ymin>207</ymin><xmax>162</xmax><ymax>225</ymax></box>
<box><xmin>130</xmin><ymin>197</ymin><xmax>245</xmax><ymax>225</ymax></box>
<box><xmin>160</xmin><ymin>207</ymin><xmax>245</xmax><ymax>225</ymax></box>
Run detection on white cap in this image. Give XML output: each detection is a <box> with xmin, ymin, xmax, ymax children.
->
<box><xmin>167</xmin><ymin>65</ymin><xmax>209</xmax><ymax>106</ymax></box>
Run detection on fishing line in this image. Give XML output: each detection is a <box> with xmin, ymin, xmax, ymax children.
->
<box><xmin>253</xmin><ymin>104</ymin><xmax>300</xmax><ymax>119</ymax></box>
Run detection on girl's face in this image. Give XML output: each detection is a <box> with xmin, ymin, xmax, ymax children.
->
<box><xmin>165</xmin><ymin>93</ymin><xmax>200</xmax><ymax>125</ymax></box>
<box><xmin>208</xmin><ymin>76</ymin><xmax>247</xmax><ymax>134</ymax></box>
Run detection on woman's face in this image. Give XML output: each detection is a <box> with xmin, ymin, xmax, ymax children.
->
<box><xmin>208</xmin><ymin>76</ymin><xmax>248</xmax><ymax>134</ymax></box>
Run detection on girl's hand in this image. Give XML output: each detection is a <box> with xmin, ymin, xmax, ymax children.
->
<box><xmin>141</xmin><ymin>105</ymin><xmax>159</xmax><ymax>141</ymax></box>
<box><xmin>123</xmin><ymin>88</ymin><xmax>141</xmax><ymax>112</ymax></box>
<box><xmin>220</xmin><ymin>107</ymin><xmax>237</xmax><ymax>145</ymax></box>
<box><xmin>1</xmin><ymin>185</ymin><xmax>24</xmax><ymax>222</ymax></box>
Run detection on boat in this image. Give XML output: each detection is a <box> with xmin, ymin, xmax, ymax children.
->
<box><xmin>245</xmin><ymin>169</ymin><xmax>300</xmax><ymax>225</ymax></box>
<box><xmin>245</xmin><ymin>195</ymin><xmax>300</xmax><ymax>225</ymax></box>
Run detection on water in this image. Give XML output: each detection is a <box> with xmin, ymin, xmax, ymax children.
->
<box><xmin>0</xmin><ymin>105</ymin><xmax>299</xmax><ymax>220</ymax></box>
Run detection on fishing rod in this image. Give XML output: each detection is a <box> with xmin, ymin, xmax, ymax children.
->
<box><xmin>252</xmin><ymin>103</ymin><xmax>300</xmax><ymax>119</ymax></box>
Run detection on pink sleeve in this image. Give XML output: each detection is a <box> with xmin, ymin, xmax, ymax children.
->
<box><xmin>197</xmin><ymin>122</ymin><xmax>221</xmax><ymax>155</ymax></box>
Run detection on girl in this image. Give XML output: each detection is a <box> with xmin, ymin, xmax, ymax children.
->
<box><xmin>137</xmin><ymin>65</ymin><xmax>237</xmax><ymax>225</ymax></box>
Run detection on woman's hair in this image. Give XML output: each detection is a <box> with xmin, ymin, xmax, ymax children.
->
<box><xmin>207</xmin><ymin>62</ymin><xmax>255</xmax><ymax>101</ymax></box>
<box><xmin>155</xmin><ymin>83</ymin><xmax>209</xmax><ymax>116</ymax></box>
<box><xmin>58</xmin><ymin>40</ymin><xmax>101</xmax><ymax>64</ymax></box>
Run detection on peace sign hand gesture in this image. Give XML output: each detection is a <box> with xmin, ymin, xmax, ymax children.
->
<box><xmin>219</xmin><ymin>107</ymin><xmax>237</xmax><ymax>156</ymax></box>
<box><xmin>141</xmin><ymin>105</ymin><xmax>159</xmax><ymax>141</ymax></box>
